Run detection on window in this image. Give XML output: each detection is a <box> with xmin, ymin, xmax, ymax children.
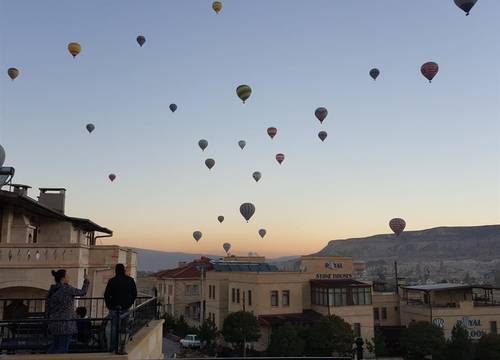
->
<box><xmin>237</xmin><ymin>289</ymin><xmax>240</xmax><ymax>303</ymax></box>
<box><xmin>491</xmin><ymin>321</ymin><xmax>497</xmax><ymax>334</ymax></box>
<box><xmin>381</xmin><ymin>307</ymin><xmax>387</xmax><ymax>320</ymax></box>
<box><xmin>248</xmin><ymin>290</ymin><xmax>252</xmax><ymax>306</ymax></box>
<box><xmin>374</xmin><ymin>307</ymin><xmax>380</xmax><ymax>320</ymax></box>
<box><xmin>353</xmin><ymin>323</ymin><xmax>361</xmax><ymax>338</ymax></box>
<box><xmin>282</xmin><ymin>290</ymin><xmax>290</xmax><ymax>307</ymax></box>
<box><xmin>232</xmin><ymin>288</ymin><xmax>236</xmax><ymax>303</ymax></box>
<box><xmin>191</xmin><ymin>285</ymin><xmax>199</xmax><ymax>296</ymax></box>
<box><xmin>168</xmin><ymin>285</ymin><xmax>173</xmax><ymax>295</ymax></box>
<box><xmin>271</xmin><ymin>290</ymin><xmax>278</xmax><ymax>307</ymax></box>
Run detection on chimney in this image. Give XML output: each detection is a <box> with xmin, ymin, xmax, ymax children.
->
<box><xmin>11</xmin><ymin>184</ymin><xmax>31</xmax><ymax>197</ymax></box>
<box><xmin>38</xmin><ymin>188</ymin><xmax>66</xmax><ymax>214</ymax></box>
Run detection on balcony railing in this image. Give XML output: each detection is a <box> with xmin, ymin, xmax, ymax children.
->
<box><xmin>0</xmin><ymin>296</ymin><xmax>159</xmax><ymax>355</ymax></box>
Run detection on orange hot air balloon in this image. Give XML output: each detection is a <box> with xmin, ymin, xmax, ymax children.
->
<box><xmin>421</xmin><ymin>62</ymin><xmax>439</xmax><ymax>83</ymax></box>
<box><xmin>267</xmin><ymin>127</ymin><xmax>277</xmax><ymax>139</ymax></box>
<box><xmin>389</xmin><ymin>218</ymin><xmax>406</xmax><ymax>236</ymax></box>
<box><xmin>276</xmin><ymin>153</ymin><xmax>285</xmax><ymax>165</ymax></box>
<box><xmin>68</xmin><ymin>42</ymin><xmax>81</xmax><ymax>58</ymax></box>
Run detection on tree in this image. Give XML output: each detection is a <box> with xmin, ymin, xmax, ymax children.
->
<box><xmin>444</xmin><ymin>323</ymin><xmax>473</xmax><ymax>360</ymax></box>
<box><xmin>222</xmin><ymin>311</ymin><xmax>261</xmax><ymax>356</ymax></box>
<box><xmin>174</xmin><ymin>315</ymin><xmax>190</xmax><ymax>338</ymax></box>
<box><xmin>267</xmin><ymin>323</ymin><xmax>305</xmax><ymax>357</ymax></box>
<box><xmin>304</xmin><ymin>315</ymin><xmax>354</xmax><ymax>356</ymax></box>
<box><xmin>198</xmin><ymin>319</ymin><xmax>218</xmax><ymax>350</ymax></box>
<box><xmin>401</xmin><ymin>321</ymin><xmax>445</xmax><ymax>360</ymax></box>
<box><xmin>475</xmin><ymin>333</ymin><xmax>500</xmax><ymax>360</ymax></box>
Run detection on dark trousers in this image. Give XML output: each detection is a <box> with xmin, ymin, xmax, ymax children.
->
<box><xmin>48</xmin><ymin>334</ymin><xmax>71</xmax><ymax>353</ymax></box>
<box><xmin>108</xmin><ymin>310</ymin><xmax>129</xmax><ymax>353</ymax></box>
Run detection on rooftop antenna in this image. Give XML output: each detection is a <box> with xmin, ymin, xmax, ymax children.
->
<box><xmin>0</xmin><ymin>167</ymin><xmax>15</xmax><ymax>189</ymax></box>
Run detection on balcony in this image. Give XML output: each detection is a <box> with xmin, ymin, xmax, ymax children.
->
<box><xmin>0</xmin><ymin>296</ymin><xmax>159</xmax><ymax>355</ymax></box>
<box><xmin>0</xmin><ymin>245</ymin><xmax>88</xmax><ymax>267</ymax></box>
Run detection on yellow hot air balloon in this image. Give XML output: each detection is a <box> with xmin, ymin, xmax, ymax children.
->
<box><xmin>212</xmin><ymin>1</ymin><xmax>222</xmax><ymax>14</ymax></box>
<box><xmin>68</xmin><ymin>42</ymin><xmax>81</xmax><ymax>58</ymax></box>
<box><xmin>236</xmin><ymin>85</ymin><xmax>252</xmax><ymax>103</ymax></box>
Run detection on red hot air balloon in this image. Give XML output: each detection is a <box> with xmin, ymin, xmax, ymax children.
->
<box><xmin>276</xmin><ymin>153</ymin><xmax>285</xmax><ymax>165</ymax></box>
<box><xmin>421</xmin><ymin>62</ymin><xmax>439</xmax><ymax>83</ymax></box>
<box><xmin>315</xmin><ymin>107</ymin><xmax>328</xmax><ymax>124</ymax></box>
<box><xmin>389</xmin><ymin>218</ymin><xmax>406</xmax><ymax>236</ymax></box>
<box><xmin>267</xmin><ymin>127</ymin><xmax>277</xmax><ymax>139</ymax></box>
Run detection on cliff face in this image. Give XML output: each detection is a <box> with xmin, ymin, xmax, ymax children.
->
<box><xmin>315</xmin><ymin>225</ymin><xmax>500</xmax><ymax>261</ymax></box>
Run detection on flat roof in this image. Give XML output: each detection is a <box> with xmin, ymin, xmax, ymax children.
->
<box><xmin>403</xmin><ymin>283</ymin><xmax>500</xmax><ymax>292</ymax></box>
<box><xmin>310</xmin><ymin>279</ymin><xmax>371</xmax><ymax>288</ymax></box>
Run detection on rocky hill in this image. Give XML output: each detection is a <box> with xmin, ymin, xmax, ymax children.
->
<box><xmin>316</xmin><ymin>225</ymin><xmax>500</xmax><ymax>261</ymax></box>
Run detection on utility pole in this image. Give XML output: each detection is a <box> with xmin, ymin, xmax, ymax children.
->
<box><xmin>394</xmin><ymin>261</ymin><xmax>399</xmax><ymax>295</ymax></box>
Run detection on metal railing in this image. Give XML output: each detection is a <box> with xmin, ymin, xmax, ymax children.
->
<box><xmin>0</xmin><ymin>296</ymin><xmax>159</xmax><ymax>355</ymax></box>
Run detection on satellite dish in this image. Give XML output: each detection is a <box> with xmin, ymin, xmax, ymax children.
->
<box><xmin>0</xmin><ymin>167</ymin><xmax>15</xmax><ymax>187</ymax></box>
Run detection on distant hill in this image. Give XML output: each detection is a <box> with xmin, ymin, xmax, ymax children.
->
<box><xmin>316</xmin><ymin>225</ymin><xmax>500</xmax><ymax>261</ymax></box>
<box><xmin>273</xmin><ymin>225</ymin><xmax>500</xmax><ymax>284</ymax></box>
<box><xmin>132</xmin><ymin>248</ymin><xmax>219</xmax><ymax>272</ymax></box>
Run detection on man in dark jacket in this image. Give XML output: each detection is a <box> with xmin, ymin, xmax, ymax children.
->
<box><xmin>104</xmin><ymin>264</ymin><xmax>137</xmax><ymax>353</ymax></box>
<box><xmin>104</xmin><ymin>264</ymin><xmax>137</xmax><ymax>311</ymax></box>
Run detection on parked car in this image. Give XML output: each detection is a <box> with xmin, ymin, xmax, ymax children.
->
<box><xmin>180</xmin><ymin>334</ymin><xmax>201</xmax><ymax>348</ymax></box>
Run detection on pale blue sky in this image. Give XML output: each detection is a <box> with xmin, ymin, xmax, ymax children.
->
<box><xmin>1</xmin><ymin>1</ymin><xmax>499</xmax><ymax>256</ymax></box>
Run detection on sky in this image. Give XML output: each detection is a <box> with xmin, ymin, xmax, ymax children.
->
<box><xmin>1</xmin><ymin>1</ymin><xmax>499</xmax><ymax>257</ymax></box>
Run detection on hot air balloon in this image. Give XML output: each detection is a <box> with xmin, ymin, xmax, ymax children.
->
<box><xmin>68</xmin><ymin>42</ymin><xmax>81</xmax><ymax>58</ymax></box>
<box><xmin>276</xmin><ymin>153</ymin><xmax>285</xmax><ymax>165</ymax></box>
<box><xmin>193</xmin><ymin>231</ymin><xmax>202</xmax><ymax>242</ymax></box>
<box><xmin>421</xmin><ymin>62</ymin><xmax>439</xmax><ymax>83</ymax></box>
<box><xmin>7</xmin><ymin>68</ymin><xmax>19</xmax><ymax>80</ymax></box>
<box><xmin>223</xmin><ymin>242</ymin><xmax>231</xmax><ymax>254</ymax></box>
<box><xmin>198</xmin><ymin>139</ymin><xmax>208</xmax><ymax>151</ymax></box>
<box><xmin>212</xmin><ymin>1</ymin><xmax>222</xmax><ymax>14</ymax></box>
<box><xmin>258</xmin><ymin>229</ymin><xmax>266</xmax><ymax>238</ymax></box>
<box><xmin>238</xmin><ymin>140</ymin><xmax>246</xmax><ymax>150</ymax></box>
<box><xmin>86</xmin><ymin>124</ymin><xmax>95</xmax><ymax>133</ymax></box>
<box><xmin>315</xmin><ymin>107</ymin><xmax>328</xmax><ymax>124</ymax></box>
<box><xmin>454</xmin><ymin>0</ymin><xmax>477</xmax><ymax>15</ymax></box>
<box><xmin>136</xmin><ymin>35</ymin><xmax>146</xmax><ymax>47</ymax></box>
<box><xmin>318</xmin><ymin>131</ymin><xmax>327</xmax><ymax>142</ymax></box>
<box><xmin>108</xmin><ymin>174</ymin><xmax>116</xmax><ymax>182</ymax></box>
<box><xmin>389</xmin><ymin>218</ymin><xmax>406</xmax><ymax>236</ymax></box>
<box><xmin>239</xmin><ymin>203</ymin><xmax>255</xmax><ymax>222</ymax></box>
<box><xmin>252</xmin><ymin>171</ymin><xmax>261</xmax><ymax>182</ymax></box>
<box><xmin>205</xmin><ymin>158</ymin><xmax>215</xmax><ymax>170</ymax></box>
<box><xmin>267</xmin><ymin>127</ymin><xmax>277</xmax><ymax>139</ymax></box>
<box><xmin>169</xmin><ymin>104</ymin><xmax>177</xmax><ymax>113</ymax></box>
<box><xmin>369</xmin><ymin>68</ymin><xmax>380</xmax><ymax>80</ymax></box>
<box><xmin>236</xmin><ymin>85</ymin><xmax>252</xmax><ymax>103</ymax></box>
<box><xmin>218</xmin><ymin>216</ymin><xmax>224</xmax><ymax>223</ymax></box>
<box><xmin>0</xmin><ymin>144</ymin><xmax>5</xmax><ymax>167</ymax></box>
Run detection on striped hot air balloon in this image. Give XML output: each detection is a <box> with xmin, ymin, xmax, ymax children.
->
<box><xmin>389</xmin><ymin>218</ymin><xmax>406</xmax><ymax>236</ymax></box>
<box><xmin>239</xmin><ymin>203</ymin><xmax>255</xmax><ymax>222</ymax></box>
<box><xmin>421</xmin><ymin>62</ymin><xmax>439</xmax><ymax>83</ymax></box>
<box><xmin>7</xmin><ymin>68</ymin><xmax>19</xmax><ymax>80</ymax></box>
<box><xmin>68</xmin><ymin>42</ymin><xmax>81</xmax><ymax>58</ymax></box>
<box><xmin>236</xmin><ymin>85</ymin><xmax>252</xmax><ymax>103</ymax></box>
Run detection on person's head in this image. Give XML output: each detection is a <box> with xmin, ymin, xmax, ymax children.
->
<box><xmin>115</xmin><ymin>263</ymin><xmax>125</xmax><ymax>276</ymax></box>
<box><xmin>76</xmin><ymin>306</ymin><xmax>87</xmax><ymax>318</ymax></box>
<box><xmin>51</xmin><ymin>269</ymin><xmax>67</xmax><ymax>284</ymax></box>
